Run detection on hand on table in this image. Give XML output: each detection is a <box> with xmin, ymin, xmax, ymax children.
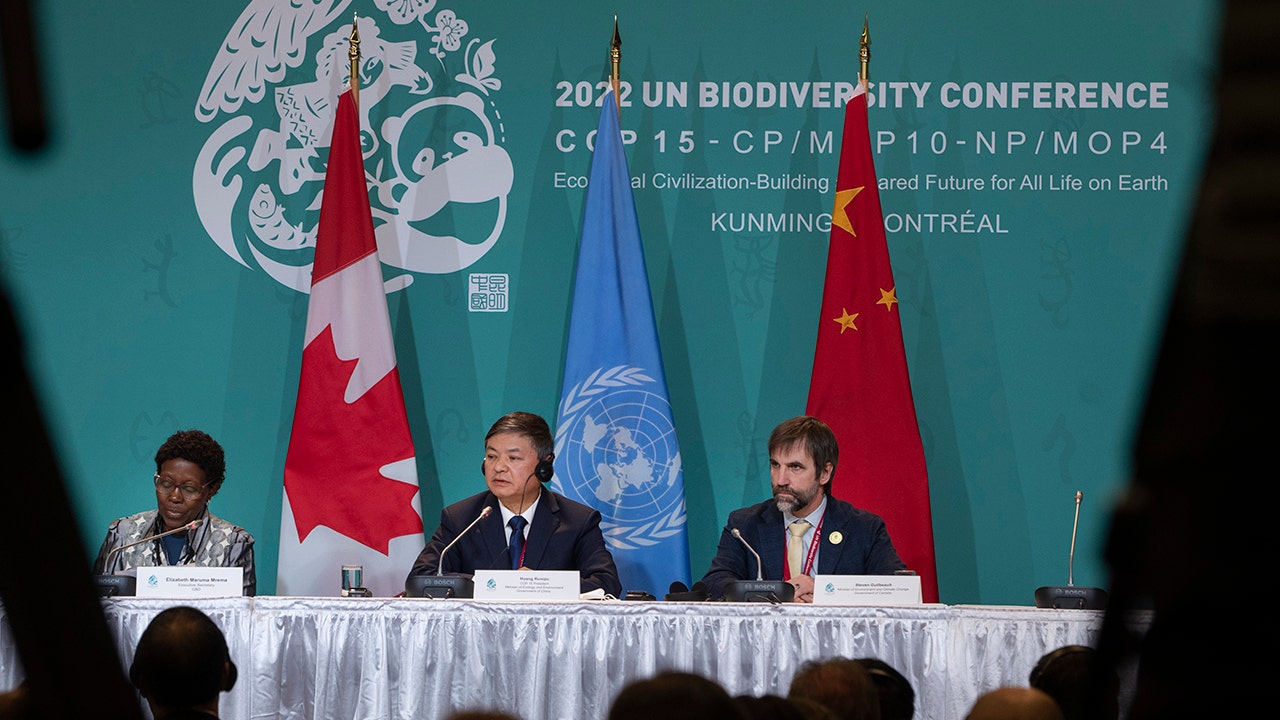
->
<box><xmin>791</xmin><ymin>574</ymin><xmax>815</xmax><ymax>603</ymax></box>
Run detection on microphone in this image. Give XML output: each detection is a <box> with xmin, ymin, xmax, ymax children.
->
<box><xmin>725</xmin><ymin>528</ymin><xmax>794</xmax><ymax>603</ymax></box>
<box><xmin>103</xmin><ymin>519</ymin><xmax>202</xmax><ymax>568</ymax></box>
<box><xmin>1035</xmin><ymin>491</ymin><xmax>1108</xmax><ymax>609</ymax></box>
<box><xmin>95</xmin><ymin>518</ymin><xmax>203</xmax><ymax>597</ymax></box>
<box><xmin>406</xmin><ymin>506</ymin><xmax>492</xmax><ymax>599</ymax></box>
<box><xmin>731</xmin><ymin>528</ymin><xmax>764</xmax><ymax>580</ymax></box>
<box><xmin>437</xmin><ymin>506</ymin><xmax>492</xmax><ymax>576</ymax></box>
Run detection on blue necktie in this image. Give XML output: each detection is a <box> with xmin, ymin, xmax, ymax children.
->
<box><xmin>508</xmin><ymin>516</ymin><xmax>527</xmax><ymax>570</ymax></box>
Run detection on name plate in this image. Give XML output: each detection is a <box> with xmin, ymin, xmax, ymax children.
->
<box><xmin>135</xmin><ymin>566</ymin><xmax>244</xmax><ymax>598</ymax></box>
<box><xmin>472</xmin><ymin>570</ymin><xmax>580</xmax><ymax>602</ymax></box>
<box><xmin>813</xmin><ymin>574</ymin><xmax>922</xmax><ymax>606</ymax></box>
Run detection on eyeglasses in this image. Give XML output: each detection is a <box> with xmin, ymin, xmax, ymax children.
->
<box><xmin>154</xmin><ymin>474</ymin><xmax>209</xmax><ymax>500</ymax></box>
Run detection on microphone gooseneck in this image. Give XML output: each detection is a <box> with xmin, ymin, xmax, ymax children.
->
<box><xmin>104</xmin><ymin>518</ymin><xmax>203</xmax><ymax>568</ymax></box>
<box><xmin>1032</xmin><ymin>489</ymin><xmax>1108</xmax><ymax>609</ymax></box>
<box><xmin>1067</xmin><ymin>490</ymin><xmax>1082</xmax><ymax>587</ymax></box>
<box><xmin>436</xmin><ymin>506</ymin><xmax>493</xmax><ymax>576</ymax></box>
<box><xmin>730</xmin><ymin>528</ymin><xmax>765</xmax><ymax>581</ymax></box>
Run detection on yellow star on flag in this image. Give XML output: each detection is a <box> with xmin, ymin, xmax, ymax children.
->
<box><xmin>877</xmin><ymin>287</ymin><xmax>898</xmax><ymax>311</ymax></box>
<box><xmin>831</xmin><ymin>186</ymin><xmax>864</xmax><ymax>237</ymax></box>
<box><xmin>833</xmin><ymin>308</ymin><xmax>859</xmax><ymax>333</ymax></box>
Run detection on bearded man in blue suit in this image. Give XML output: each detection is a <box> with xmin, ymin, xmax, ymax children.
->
<box><xmin>701</xmin><ymin>416</ymin><xmax>906</xmax><ymax>602</ymax></box>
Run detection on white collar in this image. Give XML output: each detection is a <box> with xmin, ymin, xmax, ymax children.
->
<box><xmin>498</xmin><ymin>490</ymin><xmax>542</xmax><ymax>528</ymax></box>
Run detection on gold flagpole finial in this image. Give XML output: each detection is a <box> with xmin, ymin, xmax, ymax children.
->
<box><xmin>349</xmin><ymin>11</ymin><xmax>362</xmax><ymax>109</ymax></box>
<box><xmin>610</xmin><ymin>15</ymin><xmax>622</xmax><ymax>109</ymax></box>
<box><xmin>859</xmin><ymin>13</ymin><xmax>871</xmax><ymax>88</ymax></box>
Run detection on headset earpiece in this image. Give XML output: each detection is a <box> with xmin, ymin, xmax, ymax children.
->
<box><xmin>535</xmin><ymin>453</ymin><xmax>555</xmax><ymax>482</ymax></box>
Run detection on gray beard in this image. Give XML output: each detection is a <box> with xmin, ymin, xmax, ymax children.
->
<box><xmin>773</xmin><ymin>487</ymin><xmax>816</xmax><ymax>515</ymax></box>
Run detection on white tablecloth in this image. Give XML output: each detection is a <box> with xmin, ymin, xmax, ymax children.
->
<box><xmin>0</xmin><ymin>598</ymin><xmax>1147</xmax><ymax>720</ymax></box>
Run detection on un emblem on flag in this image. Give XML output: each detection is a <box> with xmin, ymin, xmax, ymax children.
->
<box><xmin>554</xmin><ymin>366</ymin><xmax>686</xmax><ymax>550</ymax></box>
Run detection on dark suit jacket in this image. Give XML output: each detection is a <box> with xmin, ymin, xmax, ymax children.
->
<box><xmin>406</xmin><ymin>489</ymin><xmax>622</xmax><ymax>596</ymax></box>
<box><xmin>699</xmin><ymin>496</ymin><xmax>906</xmax><ymax>599</ymax></box>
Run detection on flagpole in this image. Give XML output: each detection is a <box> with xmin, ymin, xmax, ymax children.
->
<box><xmin>807</xmin><ymin>11</ymin><xmax>940</xmax><ymax>601</ymax></box>
<box><xmin>859</xmin><ymin>13</ymin><xmax>871</xmax><ymax>89</ymax></box>
<box><xmin>610</xmin><ymin>15</ymin><xmax>622</xmax><ymax>111</ymax></box>
<box><xmin>349</xmin><ymin>11</ymin><xmax>361</xmax><ymax>110</ymax></box>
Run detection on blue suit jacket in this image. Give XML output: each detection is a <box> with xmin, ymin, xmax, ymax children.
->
<box><xmin>699</xmin><ymin>496</ymin><xmax>906</xmax><ymax>599</ymax></box>
<box><xmin>406</xmin><ymin>488</ymin><xmax>622</xmax><ymax>596</ymax></box>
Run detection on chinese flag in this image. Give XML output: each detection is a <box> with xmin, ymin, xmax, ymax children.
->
<box><xmin>278</xmin><ymin>90</ymin><xmax>424</xmax><ymax>597</ymax></box>
<box><xmin>806</xmin><ymin>80</ymin><xmax>939</xmax><ymax>602</ymax></box>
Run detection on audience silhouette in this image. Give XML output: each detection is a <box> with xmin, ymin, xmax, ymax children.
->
<box><xmin>788</xmin><ymin>657</ymin><xmax>881</xmax><ymax>720</ymax></box>
<box><xmin>854</xmin><ymin>658</ymin><xmax>914</xmax><ymax>720</ymax></box>
<box><xmin>607</xmin><ymin>671</ymin><xmax>743</xmax><ymax>720</ymax></box>
<box><xmin>129</xmin><ymin>606</ymin><xmax>237</xmax><ymax>720</ymax></box>
<box><xmin>1095</xmin><ymin>3</ymin><xmax>1280</xmax><ymax>720</ymax></box>
<box><xmin>732</xmin><ymin>694</ymin><xmax>808</xmax><ymax>720</ymax></box>
<box><xmin>964</xmin><ymin>687</ymin><xmax>1063</xmax><ymax>720</ymax></box>
<box><xmin>1028</xmin><ymin>645</ymin><xmax>1118</xmax><ymax>720</ymax></box>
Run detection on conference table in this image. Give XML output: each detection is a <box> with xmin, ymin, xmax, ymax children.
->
<box><xmin>0</xmin><ymin>597</ymin><xmax>1148</xmax><ymax>720</ymax></box>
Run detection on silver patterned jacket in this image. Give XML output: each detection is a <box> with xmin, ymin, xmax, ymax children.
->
<box><xmin>92</xmin><ymin>507</ymin><xmax>256</xmax><ymax>595</ymax></box>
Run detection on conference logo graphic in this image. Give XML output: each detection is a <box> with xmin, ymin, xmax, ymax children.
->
<box><xmin>553</xmin><ymin>366</ymin><xmax>687</xmax><ymax>550</ymax></box>
<box><xmin>192</xmin><ymin>0</ymin><xmax>512</xmax><ymax>293</ymax></box>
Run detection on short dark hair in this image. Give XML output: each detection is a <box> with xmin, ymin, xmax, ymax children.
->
<box><xmin>608</xmin><ymin>671</ymin><xmax>741</xmax><ymax>720</ymax></box>
<box><xmin>485</xmin><ymin>412</ymin><xmax>553</xmax><ymax>460</ymax></box>
<box><xmin>1029</xmin><ymin>645</ymin><xmax>1119</xmax><ymax>720</ymax></box>
<box><xmin>733</xmin><ymin>694</ymin><xmax>809</xmax><ymax>720</ymax></box>
<box><xmin>768</xmin><ymin>416</ymin><xmax>839</xmax><ymax>494</ymax></box>
<box><xmin>129</xmin><ymin>606</ymin><xmax>233</xmax><ymax>709</ymax></box>
<box><xmin>789</xmin><ymin>657</ymin><xmax>880</xmax><ymax>720</ymax></box>
<box><xmin>855</xmin><ymin>658</ymin><xmax>916</xmax><ymax>720</ymax></box>
<box><xmin>155</xmin><ymin>429</ymin><xmax>226</xmax><ymax>495</ymax></box>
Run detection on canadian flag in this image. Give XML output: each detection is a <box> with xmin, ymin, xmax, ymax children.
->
<box><xmin>278</xmin><ymin>90</ymin><xmax>424</xmax><ymax>597</ymax></box>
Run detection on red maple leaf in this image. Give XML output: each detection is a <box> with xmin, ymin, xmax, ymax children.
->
<box><xmin>284</xmin><ymin>325</ymin><xmax>423</xmax><ymax>554</ymax></box>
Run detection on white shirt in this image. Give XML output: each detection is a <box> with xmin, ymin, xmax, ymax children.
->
<box><xmin>499</xmin><ymin>492</ymin><xmax>541</xmax><ymax>543</ymax></box>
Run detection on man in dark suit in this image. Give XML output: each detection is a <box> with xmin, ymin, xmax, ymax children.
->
<box><xmin>701</xmin><ymin>416</ymin><xmax>906</xmax><ymax>602</ymax></box>
<box><xmin>406</xmin><ymin>411</ymin><xmax>622</xmax><ymax>596</ymax></box>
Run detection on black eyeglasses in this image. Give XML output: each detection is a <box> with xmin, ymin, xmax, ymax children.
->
<box><xmin>154</xmin><ymin>474</ymin><xmax>209</xmax><ymax>500</ymax></box>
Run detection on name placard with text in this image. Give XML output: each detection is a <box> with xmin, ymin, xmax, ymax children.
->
<box><xmin>472</xmin><ymin>570</ymin><xmax>580</xmax><ymax>602</ymax></box>
<box><xmin>813</xmin><ymin>575</ymin><xmax>923</xmax><ymax>606</ymax></box>
<box><xmin>134</xmin><ymin>567</ymin><xmax>244</xmax><ymax>598</ymax></box>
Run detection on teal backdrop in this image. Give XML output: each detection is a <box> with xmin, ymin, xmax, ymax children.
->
<box><xmin>0</xmin><ymin>0</ymin><xmax>1220</xmax><ymax>603</ymax></box>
